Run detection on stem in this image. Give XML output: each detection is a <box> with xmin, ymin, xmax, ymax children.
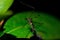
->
<box><xmin>20</xmin><ymin>1</ymin><xmax>35</xmax><ymax>9</ymax></box>
<box><xmin>0</xmin><ymin>20</ymin><xmax>4</xmax><ymax>31</ymax></box>
<box><xmin>27</xmin><ymin>18</ymin><xmax>42</xmax><ymax>40</ymax></box>
<box><xmin>0</xmin><ymin>20</ymin><xmax>4</xmax><ymax>26</ymax></box>
<box><xmin>27</xmin><ymin>18</ymin><xmax>37</xmax><ymax>36</ymax></box>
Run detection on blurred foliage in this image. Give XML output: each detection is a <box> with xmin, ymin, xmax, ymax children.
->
<box><xmin>0</xmin><ymin>0</ymin><xmax>14</xmax><ymax>37</ymax></box>
<box><xmin>0</xmin><ymin>0</ymin><xmax>14</xmax><ymax>20</ymax></box>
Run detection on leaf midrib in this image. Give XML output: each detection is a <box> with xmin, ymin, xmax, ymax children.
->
<box><xmin>6</xmin><ymin>26</ymin><xmax>22</xmax><ymax>33</ymax></box>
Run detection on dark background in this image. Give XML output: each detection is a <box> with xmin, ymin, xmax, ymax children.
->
<box><xmin>9</xmin><ymin>0</ymin><xmax>60</xmax><ymax>19</ymax></box>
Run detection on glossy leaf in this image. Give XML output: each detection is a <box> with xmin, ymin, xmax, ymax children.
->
<box><xmin>4</xmin><ymin>11</ymin><xmax>60</xmax><ymax>39</ymax></box>
<box><xmin>0</xmin><ymin>0</ymin><xmax>13</xmax><ymax>14</ymax></box>
<box><xmin>0</xmin><ymin>0</ymin><xmax>14</xmax><ymax>20</ymax></box>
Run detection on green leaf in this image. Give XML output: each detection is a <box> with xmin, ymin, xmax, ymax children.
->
<box><xmin>0</xmin><ymin>10</ymin><xmax>13</xmax><ymax>20</ymax></box>
<box><xmin>4</xmin><ymin>12</ymin><xmax>33</xmax><ymax>38</ymax></box>
<box><xmin>0</xmin><ymin>0</ymin><xmax>14</xmax><ymax>20</ymax></box>
<box><xmin>4</xmin><ymin>11</ymin><xmax>60</xmax><ymax>39</ymax></box>
<box><xmin>0</xmin><ymin>0</ymin><xmax>14</xmax><ymax>14</ymax></box>
<box><xmin>0</xmin><ymin>31</ymin><xmax>4</xmax><ymax>37</ymax></box>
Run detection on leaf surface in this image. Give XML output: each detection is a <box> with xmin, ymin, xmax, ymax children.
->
<box><xmin>4</xmin><ymin>11</ymin><xmax>60</xmax><ymax>39</ymax></box>
<box><xmin>0</xmin><ymin>0</ymin><xmax>14</xmax><ymax>20</ymax></box>
<box><xmin>0</xmin><ymin>0</ymin><xmax>14</xmax><ymax>14</ymax></box>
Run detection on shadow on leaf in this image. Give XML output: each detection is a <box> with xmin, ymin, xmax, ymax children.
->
<box><xmin>0</xmin><ymin>33</ymin><xmax>43</xmax><ymax>40</ymax></box>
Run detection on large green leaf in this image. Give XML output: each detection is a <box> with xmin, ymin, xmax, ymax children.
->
<box><xmin>4</xmin><ymin>11</ymin><xmax>60</xmax><ymax>39</ymax></box>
